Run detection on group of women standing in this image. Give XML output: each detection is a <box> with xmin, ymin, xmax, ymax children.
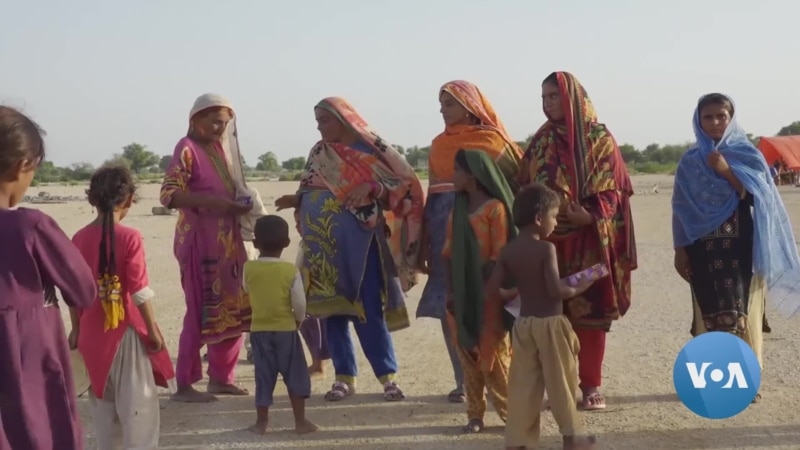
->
<box><xmin>159</xmin><ymin>70</ymin><xmax>799</xmax><ymax>415</ymax></box>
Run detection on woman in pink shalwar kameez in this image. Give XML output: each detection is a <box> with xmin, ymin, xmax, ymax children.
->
<box><xmin>161</xmin><ymin>93</ymin><xmax>266</xmax><ymax>402</ymax></box>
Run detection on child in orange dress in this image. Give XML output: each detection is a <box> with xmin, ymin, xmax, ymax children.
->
<box><xmin>443</xmin><ymin>149</ymin><xmax>517</xmax><ymax>433</ymax></box>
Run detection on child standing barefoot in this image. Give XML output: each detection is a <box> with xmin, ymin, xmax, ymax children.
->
<box><xmin>70</xmin><ymin>166</ymin><xmax>176</xmax><ymax>449</ymax></box>
<box><xmin>487</xmin><ymin>184</ymin><xmax>596</xmax><ymax>450</ymax></box>
<box><xmin>0</xmin><ymin>106</ymin><xmax>97</xmax><ymax>450</ymax></box>
<box><xmin>443</xmin><ymin>149</ymin><xmax>517</xmax><ymax>433</ymax></box>
<box><xmin>244</xmin><ymin>215</ymin><xmax>318</xmax><ymax>435</ymax></box>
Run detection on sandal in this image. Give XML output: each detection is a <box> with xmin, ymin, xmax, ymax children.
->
<box><xmin>383</xmin><ymin>381</ymin><xmax>405</xmax><ymax>402</ymax></box>
<box><xmin>324</xmin><ymin>381</ymin><xmax>354</xmax><ymax>402</ymax></box>
<box><xmin>462</xmin><ymin>418</ymin><xmax>484</xmax><ymax>433</ymax></box>
<box><xmin>581</xmin><ymin>392</ymin><xmax>606</xmax><ymax>410</ymax></box>
<box><xmin>447</xmin><ymin>388</ymin><xmax>466</xmax><ymax>403</ymax></box>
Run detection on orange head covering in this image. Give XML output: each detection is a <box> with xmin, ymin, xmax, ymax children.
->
<box><xmin>430</xmin><ymin>80</ymin><xmax>522</xmax><ymax>191</ymax></box>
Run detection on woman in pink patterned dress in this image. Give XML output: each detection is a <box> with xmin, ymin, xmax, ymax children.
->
<box><xmin>161</xmin><ymin>93</ymin><xmax>265</xmax><ymax>402</ymax></box>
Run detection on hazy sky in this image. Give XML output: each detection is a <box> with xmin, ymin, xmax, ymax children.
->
<box><xmin>2</xmin><ymin>0</ymin><xmax>798</xmax><ymax>166</ymax></box>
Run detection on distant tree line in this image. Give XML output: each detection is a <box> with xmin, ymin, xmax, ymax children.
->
<box><xmin>33</xmin><ymin>121</ymin><xmax>800</xmax><ymax>184</ymax></box>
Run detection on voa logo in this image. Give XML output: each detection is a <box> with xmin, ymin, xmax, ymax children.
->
<box><xmin>685</xmin><ymin>362</ymin><xmax>748</xmax><ymax>389</ymax></box>
<box><xmin>673</xmin><ymin>332</ymin><xmax>761</xmax><ymax>419</ymax></box>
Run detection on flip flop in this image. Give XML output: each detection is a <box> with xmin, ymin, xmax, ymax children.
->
<box><xmin>581</xmin><ymin>392</ymin><xmax>606</xmax><ymax>410</ymax></box>
<box><xmin>447</xmin><ymin>389</ymin><xmax>466</xmax><ymax>403</ymax></box>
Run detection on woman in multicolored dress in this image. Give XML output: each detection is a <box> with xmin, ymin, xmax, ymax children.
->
<box><xmin>418</xmin><ymin>80</ymin><xmax>522</xmax><ymax>403</ymax></box>
<box><xmin>161</xmin><ymin>93</ymin><xmax>266</xmax><ymax>402</ymax></box>
<box><xmin>275</xmin><ymin>97</ymin><xmax>424</xmax><ymax>402</ymax></box>
<box><xmin>672</xmin><ymin>93</ymin><xmax>800</xmax><ymax>400</ymax></box>
<box><xmin>518</xmin><ymin>72</ymin><xmax>637</xmax><ymax>411</ymax></box>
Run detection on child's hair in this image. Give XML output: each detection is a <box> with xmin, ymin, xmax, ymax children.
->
<box><xmin>513</xmin><ymin>183</ymin><xmax>561</xmax><ymax>228</ymax></box>
<box><xmin>697</xmin><ymin>93</ymin><xmax>734</xmax><ymax>116</ymax></box>
<box><xmin>254</xmin><ymin>215</ymin><xmax>290</xmax><ymax>252</ymax></box>
<box><xmin>86</xmin><ymin>166</ymin><xmax>137</xmax><ymax>326</ymax></box>
<box><xmin>0</xmin><ymin>106</ymin><xmax>46</xmax><ymax>176</ymax></box>
<box><xmin>454</xmin><ymin>149</ymin><xmax>491</xmax><ymax>196</ymax></box>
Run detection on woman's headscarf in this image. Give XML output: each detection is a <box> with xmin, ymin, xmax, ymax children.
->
<box><xmin>519</xmin><ymin>72</ymin><xmax>631</xmax><ymax>201</ymax></box>
<box><xmin>301</xmin><ymin>97</ymin><xmax>425</xmax><ymax>292</ymax></box>
<box><xmin>450</xmin><ymin>149</ymin><xmax>516</xmax><ymax>355</ymax></box>
<box><xmin>188</xmin><ymin>93</ymin><xmax>267</xmax><ymax>244</ymax></box>
<box><xmin>430</xmin><ymin>80</ymin><xmax>522</xmax><ymax>190</ymax></box>
<box><xmin>672</xmin><ymin>94</ymin><xmax>800</xmax><ymax>314</ymax></box>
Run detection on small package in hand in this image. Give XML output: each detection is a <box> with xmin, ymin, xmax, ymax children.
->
<box><xmin>565</xmin><ymin>263</ymin><xmax>610</xmax><ymax>287</ymax></box>
<box><xmin>236</xmin><ymin>195</ymin><xmax>253</xmax><ymax>207</ymax></box>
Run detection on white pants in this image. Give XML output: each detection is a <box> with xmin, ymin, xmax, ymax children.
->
<box><xmin>90</xmin><ymin>328</ymin><xmax>160</xmax><ymax>450</ymax></box>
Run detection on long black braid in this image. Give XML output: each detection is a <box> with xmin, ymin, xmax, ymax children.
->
<box><xmin>86</xmin><ymin>165</ymin><xmax>137</xmax><ymax>329</ymax></box>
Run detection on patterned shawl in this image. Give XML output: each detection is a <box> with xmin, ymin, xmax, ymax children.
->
<box><xmin>673</xmin><ymin>94</ymin><xmax>800</xmax><ymax>315</ymax></box>
<box><xmin>519</xmin><ymin>72</ymin><xmax>632</xmax><ymax>202</ymax></box>
<box><xmin>299</xmin><ymin>97</ymin><xmax>425</xmax><ymax>292</ymax></box>
<box><xmin>430</xmin><ymin>80</ymin><xmax>523</xmax><ymax>191</ymax></box>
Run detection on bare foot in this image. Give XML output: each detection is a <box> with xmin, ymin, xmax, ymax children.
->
<box><xmin>207</xmin><ymin>380</ymin><xmax>249</xmax><ymax>396</ymax></box>
<box><xmin>564</xmin><ymin>435</ymin><xmax>596</xmax><ymax>449</ymax></box>
<box><xmin>247</xmin><ymin>423</ymin><xmax>268</xmax><ymax>435</ymax></box>
<box><xmin>308</xmin><ymin>362</ymin><xmax>325</xmax><ymax>378</ymax></box>
<box><xmin>462</xmin><ymin>418</ymin><xmax>484</xmax><ymax>433</ymax></box>
<box><xmin>170</xmin><ymin>386</ymin><xmax>217</xmax><ymax>403</ymax></box>
<box><xmin>295</xmin><ymin>419</ymin><xmax>319</xmax><ymax>434</ymax></box>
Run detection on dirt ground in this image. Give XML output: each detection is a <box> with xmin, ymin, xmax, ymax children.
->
<box><xmin>34</xmin><ymin>174</ymin><xmax>800</xmax><ymax>449</ymax></box>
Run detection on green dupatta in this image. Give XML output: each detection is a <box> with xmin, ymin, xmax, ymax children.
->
<box><xmin>450</xmin><ymin>149</ymin><xmax>517</xmax><ymax>350</ymax></box>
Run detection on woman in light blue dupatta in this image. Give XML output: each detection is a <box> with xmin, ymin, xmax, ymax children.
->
<box><xmin>672</xmin><ymin>94</ymin><xmax>800</xmax><ymax>395</ymax></box>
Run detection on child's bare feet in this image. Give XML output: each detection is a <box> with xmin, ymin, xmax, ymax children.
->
<box><xmin>171</xmin><ymin>385</ymin><xmax>217</xmax><ymax>403</ymax></box>
<box><xmin>564</xmin><ymin>435</ymin><xmax>596</xmax><ymax>449</ymax></box>
<box><xmin>462</xmin><ymin>418</ymin><xmax>484</xmax><ymax>433</ymax></box>
<box><xmin>247</xmin><ymin>422</ymin><xmax>268</xmax><ymax>435</ymax></box>
<box><xmin>295</xmin><ymin>419</ymin><xmax>319</xmax><ymax>434</ymax></box>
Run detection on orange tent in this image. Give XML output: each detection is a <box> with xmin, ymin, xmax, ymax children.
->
<box><xmin>758</xmin><ymin>136</ymin><xmax>800</xmax><ymax>170</ymax></box>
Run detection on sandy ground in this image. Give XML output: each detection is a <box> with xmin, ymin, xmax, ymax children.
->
<box><xmin>29</xmin><ymin>174</ymin><xmax>800</xmax><ymax>450</ymax></box>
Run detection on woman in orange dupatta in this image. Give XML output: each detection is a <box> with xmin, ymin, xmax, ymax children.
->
<box><xmin>417</xmin><ymin>80</ymin><xmax>522</xmax><ymax>403</ymax></box>
<box><xmin>518</xmin><ymin>72</ymin><xmax>637</xmax><ymax>411</ymax></box>
<box><xmin>276</xmin><ymin>97</ymin><xmax>424</xmax><ymax>402</ymax></box>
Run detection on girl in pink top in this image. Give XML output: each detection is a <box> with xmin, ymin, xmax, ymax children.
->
<box><xmin>70</xmin><ymin>166</ymin><xmax>176</xmax><ymax>449</ymax></box>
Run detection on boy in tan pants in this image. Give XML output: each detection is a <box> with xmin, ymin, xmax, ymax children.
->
<box><xmin>486</xmin><ymin>184</ymin><xmax>597</xmax><ymax>450</ymax></box>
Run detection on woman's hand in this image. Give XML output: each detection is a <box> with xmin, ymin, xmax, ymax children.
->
<box><xmin>564</xmin><ymin>202</ymin><xmax>594</xmax><ymax>227</ymax></box>
<box><xmin>344</xmin><ymin>183</ymin><xmax>374</xmax><ymax>209</ymax></box>
<box><xmin>275</xmin><ymin>194</ymin><xmax>299</xmax><ymax>211</ymax></box>
<box><xmin>674</xmin><ymin>247</ymin><xmax>692</xmax><ymax>282</ymax></box>
<box><xmin>707</xmin><ymin>150</ymin><xmax>731</xmax><ymax>175</ymax></box>
<box><xmin>206</xmin><ymin>197</ymin><xmax>252</xmax><ymax>215</ymax></box>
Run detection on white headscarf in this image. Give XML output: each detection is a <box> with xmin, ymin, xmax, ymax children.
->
<box><xmin>189</xmin><ymin>93</ymin><xmax>267</xmax><ymax>245</ymax></box>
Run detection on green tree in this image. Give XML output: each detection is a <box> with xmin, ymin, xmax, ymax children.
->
<box><xmin>65</xmin><ymin>162</ymin><xmax>95</xmax><ymax>181</ymax></box>
<box><xmin>281</xmin><ymin>157</ymin><xmax>306</xmax><ymax>171</ymax></box>
<box><xmin>159</xmin><ymin>155</ymin><xmax>172</xmax><ymax>171</ymax></box>
<box><xmin>257</xmin><ymin>152</ymin><xmax>280</xmax><ymax>172</ymax></box>
<box><xmin>777</xmin><ymin>121</ymin><xmax>800</xmax><ymax>136</ymax></box>
<box><xmin>103</xmin><ymin>154</ymin><xmax>132</xmax><ymax>169</ymax></box>
<box><xmin>121</xmin><ymin>143</ymin><xmax>159</xmax><ymax>174</ymax></box>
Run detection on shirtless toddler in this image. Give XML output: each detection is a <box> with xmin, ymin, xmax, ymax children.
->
<box><xmin>486</xmin><ymin>184</ymin><xmax>597</xmax><ymax>450</ymax></box>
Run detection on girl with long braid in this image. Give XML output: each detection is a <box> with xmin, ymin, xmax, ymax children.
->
<box><xmin>70</xmin><ymin>166</ymin><xmax>176</xmax><ymax>449</ymax></box>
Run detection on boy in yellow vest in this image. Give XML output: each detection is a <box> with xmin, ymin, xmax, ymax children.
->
<box><xmin>243</xmin><ymin>215</ymin><xmax>318</xmax><ymax>435</ymax></box>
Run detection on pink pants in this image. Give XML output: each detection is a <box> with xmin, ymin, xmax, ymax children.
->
<box><xmin>176</xmin><ymin>311</ymin><xmax>243</xmax><ymax>387</ymax></box>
